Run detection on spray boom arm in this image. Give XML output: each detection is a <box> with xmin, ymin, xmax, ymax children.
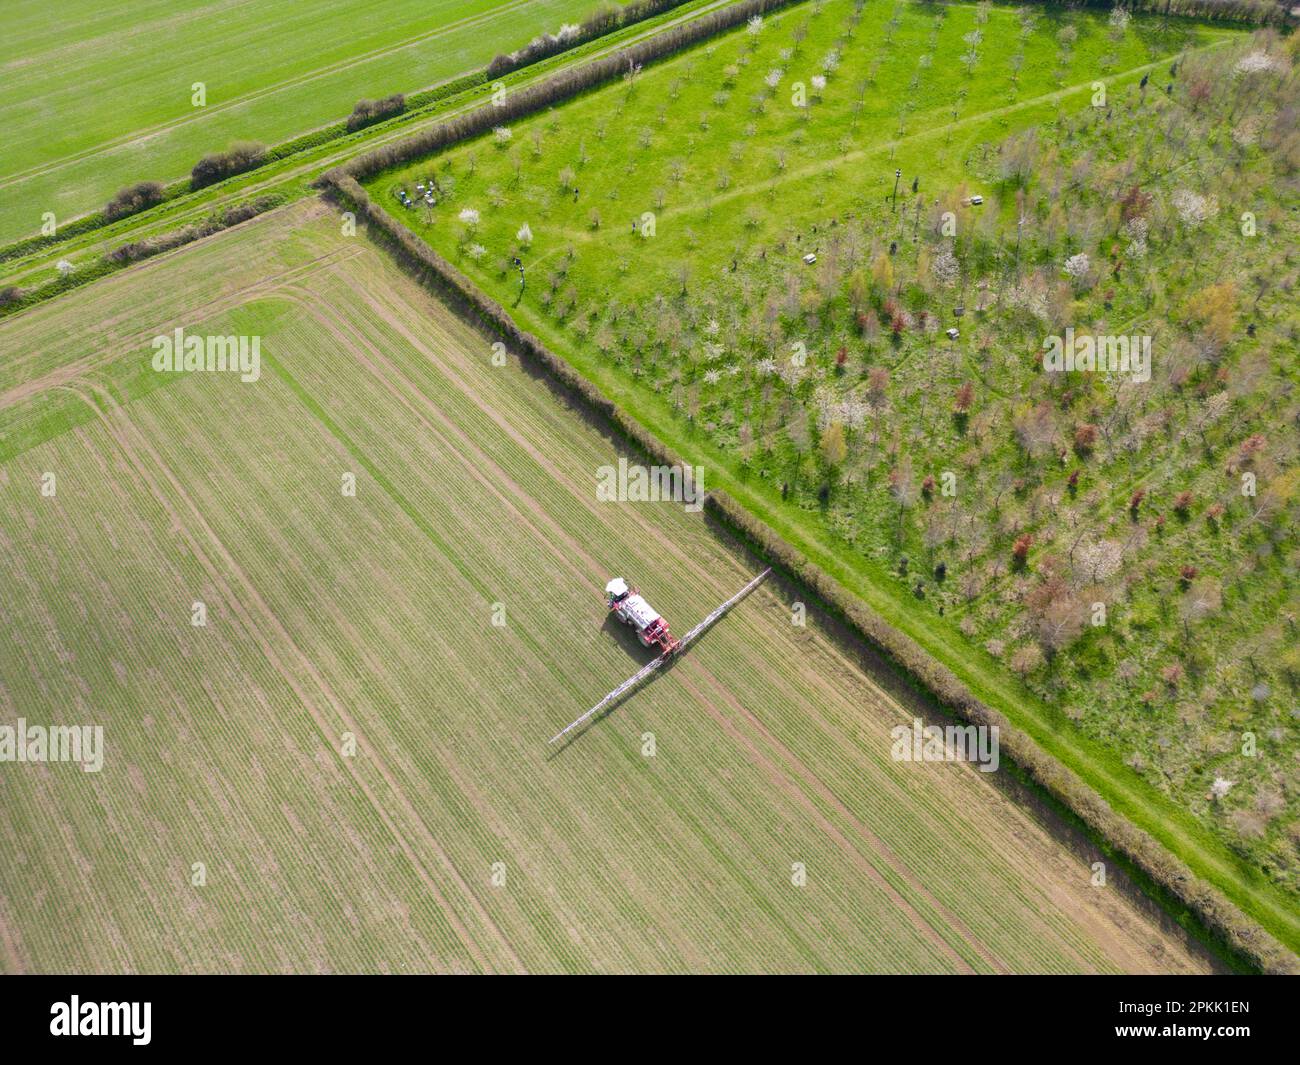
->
<box><xmin>548</xmin><ymin>568</ymin><xmax>771</xmax><ymax>744</ymax></box>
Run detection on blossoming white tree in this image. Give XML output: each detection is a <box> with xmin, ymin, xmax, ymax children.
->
<box><xmin>1172</xmin><ymin>189</ymin><xmax>1216</xmax><ymax>228</ymax></box>
<box><xmin>1063</xmin><ymin>252</ymin><xmax>1090</xmax><ymax>281</ymax></box>
<box><xmin>931</xmin><ymin>247</ymin><xmax>959</xmax><ymax>288</ymax></box>
<box><xmin>1234</xmin><ymin>51</ymin><xmax>1286</xmax><ymax>76</ymax></box>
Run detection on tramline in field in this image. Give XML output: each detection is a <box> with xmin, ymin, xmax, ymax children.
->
<box><xmin>549</xmin><ymin>568</ymin><xmax>771</xmax><ymax>744</ymax></box>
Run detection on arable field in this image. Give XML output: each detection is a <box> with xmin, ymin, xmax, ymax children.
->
<box><xmin>370</xmin><ymin>0</ymin><xmax>1299</xmax><ymax>947</ymax></box>
<box><xmin>0</xmin><ymin>0</ymin><xmax>603</xmax><ymax>246</ymax></box>
<box><xmin>0</xmin><ymin>199</ymin><xmax>1221</xmax><ymax>972</ymax></box>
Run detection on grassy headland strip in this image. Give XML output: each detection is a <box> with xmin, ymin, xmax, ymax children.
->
<box><xmin>0</xmin><ymin>196</ymin><xmax>287</xmax><ymax>316</ymax></box>
<box><xmin>323</xmin><ymin>167</ymin><xmax>1297</xmax><ymax>974</ymax></box>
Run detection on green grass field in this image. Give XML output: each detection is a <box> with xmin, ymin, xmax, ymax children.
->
<box><xmin>366</xmin><ymin>0</ymin><xmax>1300</xmax><ymax>953</ymax></box>
<box><xmin>0</xmin><ymin>0</ymin><xmax>604</xmax><ymax>246</ymax></box>
<box><xmin>0</xmin><ymin>199</ymin><xmax>1223</xmax><ymax>972</ymax></box>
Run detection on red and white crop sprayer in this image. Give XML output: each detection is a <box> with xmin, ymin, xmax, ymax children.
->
<box><xmin>548</xmin><ymin>568</ymin><xmax>771</xmax><ymax>744</ymax></box>
<box><xmin>603</xmin><ymin>577</ymin><xmax>681</xmax><ymax>656</ymax></box>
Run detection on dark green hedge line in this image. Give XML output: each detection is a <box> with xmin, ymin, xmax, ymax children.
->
<box><xmin>346</xmin><ymin>94</ymin><xmax>407</xmax><ymax>133</ymax></box>
<box><xmin>322</xmin><ymin>165</ymin><xmax>1298</xmax><ymax>974</ymax></box>
<box><xmin>0</xmin><ymin>195</ymin><xmax>285</xmax><ymax>319</ymax></box>
<box><xmin>486</xmin><ymin>0</ymin><xmax>695</xmax><ymax>78</ymax></box>
<box><xmin>191</xmin><ymin>141</ymin><xmax>268</xmax><ymax>191</ymax></box>
<box><xmin>1076</xmin><ymin>0</ymin><xmax>1289</xmax><ymax>26</ymax></box>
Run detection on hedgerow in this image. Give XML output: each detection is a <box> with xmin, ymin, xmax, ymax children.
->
<box><xmin>190</xmin><ymin>141</ymin><xmax>268</xmax><ymax>191</ymax></box>
<box><xmin>346</xmin><ymin>94</ymin><xmax>407</xmax><ymax>133</ymax></box>
<box><xmin>0</xmin><ymin>195</ymin><xmax>285</xmax><ymax>317</ymax></box>
<box><xmin>105</xmin><ymin>181</ymin><xmax>166</xmax><ymax>221</ymax></box>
